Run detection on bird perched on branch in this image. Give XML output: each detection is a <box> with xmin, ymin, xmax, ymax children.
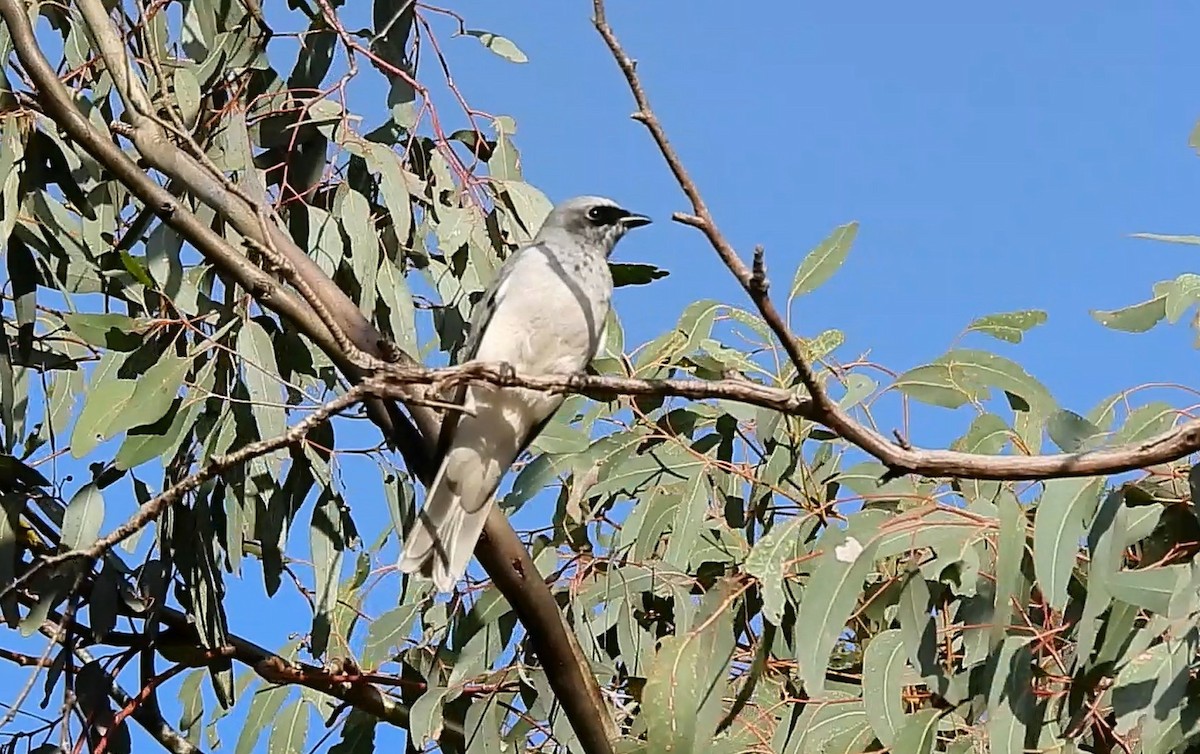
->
<box><xmin>400</xmin><ymin>195</ymin><xmax>651</xmax><ymax>591</ymax></box>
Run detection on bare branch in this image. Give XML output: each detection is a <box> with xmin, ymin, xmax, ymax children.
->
<box><xmin>39</xmin><ymin>631</ymin><xmax>204</xmax><ymax>754</ymax></box>
<box><xmin>591</xmin><ymin>0</ymin><xmax>1200</xmax><ymax>483</ymax></box>
<box><xmin>64</xmin><ymin>0</ymin><xmax>438</xmax><ymax>476</ymax></box>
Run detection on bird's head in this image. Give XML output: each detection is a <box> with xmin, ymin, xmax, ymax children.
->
<box><xmin>536</xmin><ymin>195</ymin><xmax>651</xmax><ymax>256</ymax></box>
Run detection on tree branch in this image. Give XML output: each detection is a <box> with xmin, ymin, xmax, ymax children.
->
<box><xmin>591</xmin><ymin>0</ymin><xmax>1200</xmax><ymax>483</ymax></box>
<box><xmin>43</xmin><ymin>8</ymin><xmax>618</xmax><ymax>744</ymax></box>
<box><xmin>41</xmin><ymin>630</ymin><xmax>204</xmax><ymax>754</ymax></box>
<box><xmin>0</xmin><ymin>4</ymin><xmax>614</xmax><ymax>752</ymax></box>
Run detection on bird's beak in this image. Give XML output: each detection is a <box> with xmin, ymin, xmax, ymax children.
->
<box><xmin>619</xmin><ymin>212</ymin><xmax>652</xmax><ymax>229</ymax></box>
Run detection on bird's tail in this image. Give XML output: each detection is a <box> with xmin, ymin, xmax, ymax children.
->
<box><xmin>400</xmin><ymin>386</ymin><xmax>547</xmax><ymax>591</ymax></box>
<box><xmin>399</xmin><ymin>470</ymin><xmax>493</xmax><ymax>592</ymax></box>
<box><xmin>399</xmin><ymin>437</ymin><xmax>511</xmax><ymax>592</ymax></box>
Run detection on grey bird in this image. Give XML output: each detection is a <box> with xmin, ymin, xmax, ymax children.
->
<box><xmin>399</xmin><ymin>196</ymin><xmax>651</xmax><ymax>591</ymax></box>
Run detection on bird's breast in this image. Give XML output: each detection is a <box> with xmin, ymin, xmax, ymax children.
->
<box><xmin>473</xmin><ymin>248</ymin><xmax>612</xmax><ymax>374</ymax></box>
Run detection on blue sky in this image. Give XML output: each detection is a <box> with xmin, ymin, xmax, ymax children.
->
<box><xmin>6</xmin><ymin>2</ymin><xmax>1200</xmax><ymax>752</ymax></box>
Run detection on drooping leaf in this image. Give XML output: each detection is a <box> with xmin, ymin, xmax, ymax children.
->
<box><xmin>745</xmin><ymin>516</ymin><xmax>807</xmax><ymax>625</ymax></box>
<box><xmin>61</xmin><ymin>482</ymin><xmax>103</xmax><ymax>550</ymax></box>
<box><xmin>267</xmin><ymin>698</ymin><xmax>309</xmax><ymax>754</ymax></box>
<box><xmin>1032</xmin><ymin>477</ymin><xmax>1104</xmax><ymax>610</ymax></box>
<box><xmin>237</xmin><ymin>319</ymin><xmax>286</xmax><ymax>445</ymax></box>
<box><xmin>891</xmin><ymin>708</ymin><xmax>940</xmax><ymax>754</ymax></box>
<box><xmin>862</xmin><ymin>630</ymin><xmax>907</xmax><ymax>746</ymax></box>
<box><xmin>308</xmin><ymin>494</ymin><xmax>344</xmax><ymax>659</ymax></box>
<box><xmin>795</xmin><ymin>525</ymin><xmax>880</xmax><ymax>695</ymax></box>
<box><xmin>643</xmin><ymin>581</ymin><xmax>737</xmax><ymax>752</ymax></box>
<box><xmin>234</xmin><ymin>684</ymin><xmax>290</xmax><ymax>754</ymax></box>
<box><xmin>985</xmin><ymin>637</ymin><xmax>1037</xmax><ymax>754</ymax></box>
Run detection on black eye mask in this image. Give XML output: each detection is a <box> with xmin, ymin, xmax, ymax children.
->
<box><xmin>586</xmin><ymin>205</ymin><xmax>631</xmax><ymax>227</ymax></box>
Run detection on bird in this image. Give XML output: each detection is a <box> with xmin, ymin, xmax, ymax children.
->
<box><xmin>399</xmin><ymin>195</ymin><xmax>651</xmax><ymax>592</ymax></box>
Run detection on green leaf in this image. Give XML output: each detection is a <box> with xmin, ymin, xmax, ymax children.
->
<box><xmin>119</xmin><ymin>249</ymin><xmax>154</xmax><ymax>288</ymax></box>
<box><xmin>177</xmin><ymin>668</ymin><xmax>205</xmax><ymax>733</ymax></box>
<box><xmin>952</xmin><ymin>413</ymin><xmax>1010</xmax><ymax>454</ymax></box>
<box><xmin>1091</xmin><ymin>295</ymin><xmax>1166</xmax><ymax>333</ymax></box>
<box><xmin>862</xmin><ymin>630</ymin><xmax>907</xmax><ymax>746</ymax></box>
<box><xmin>892</xmin><ymin>708</ymin><xmax>940</xmax><ymax>754</ymax></box>
<box><xmin>361</xmin><ymin>142</ymin><xmax>412</xmax><ymax>243</ymax></box>
<box><xmin>238</xmin><ymin>319</ymin><xmax>286</xmax><ymax>444</ymax></box>
<box><xmin>1164</xmin><ymin>272</ymin><xmax>1200</xmax><ymax>323</ymax></box>
<box><xmin>992</xmin><ymin>490</ymin><xmax>1025</xmax><ymax>645</ymax></box>
<box><xmin>1110</xmin><ymin>402</ymin><xmax>1175</xmax><ymax>445</ymax></box>
<box><xmin>895</xmin><ymin>349</ymin><xmax>1054</xmax><ymax>414</ymax></box>
<box><xmin>61</xmin><ymin>482</ymin><xmax>103</xmax><ymax>550</ymax></box>
<box><xmin>662</xmin><ymin>466</ymin><xmax>710</xmax><ymax>569</ymax></box>
<box><xmin>610</xmin><ymin>262</ymin><xmax>669</xmax><ymax>287</ymax></box>
<box><xmin>1032</xmin><ymin>477</ymin><xmax>1103</xmax><ymax>610</ymax></box>
<box><xmin>744</xmin><ymin>516</ymin><xmax>806</xmax><ymax>625</ymax></box>
<box><xmin>268</xmin><ymin>699</ymin><xmax>309</xmax><ymax>754</ymax></box>
<box><xmin>1112</xmin><ymin>640</ymin><xmax>1189</xmax><ymax>741</ymax></box>
<box><xmin>529</xmin><ymin>415</ymin><xmax>590</xmax><ymax>455</ymax></box>
<box><xmin>376</xmin><ymin>257</ymin><xmax>418</xmax><ymax>357</ymax></box>
<box><xmin>795</xmin><ymin>525</ymin><xmax>879</xmax><ymax>695</ymax></box>
<box><xmin>1047</xmin><ymin>409</ymin><xmax>1102</xmax><ymax>453</ymax></box>
<box><xmin>307</xmin><ymin>206</ymin><xmax>346</xmax><ymax>278</ymax></box>
<box><xmin>966</xmin><ymin>309</ymin><xmax>1048</xmax><ymax>344</ymax></box>
<box><xmin>62</xmin><ymin>313</ymin><xmax>146</xmax><ymax>351</ymax></box>
<box><xmin>340</xmin><ymin>189</ymin><xmax>380</xmax><ymax>312</ymax></box>
<box><xmin>1105</xmin><ymin>565</ymin><xmax>1190</xmax><ymax>618</ymax></box>
<box><xmin>497</xmin><ymin>180</ymin><xmax>553</xmax><ymax>240</ymax></box>
<box><xmin>790</xmin><ymin>222</ymin><xmax>858</xmax><ymax>299</ymax></box>
<box><xmin>408</xmin><ymin>686</ymin><xmax>449</xmax><ymax>748</ymax></box>
<box><xmin>115</xmin><ymin>396</ymin><xmax>202</xmax><ymax>471</ymax></box>
<box><xmin>643</xmin><ymin>582</ymin><xmax>736</xmax><ymax>752</ymax></box>
<box><xmin>309</xmin><ymin>495</ymin><xmax>344</xmax><ymax>659</ymax></box>
<box><xmin>898</xmin><ymin>575</ymin><xmax>941</xmax><ymax>684</ymax></box>
<box><xmin>72</xmin><ymin>351</ymin><xmax>191</xmax><ymax>458</ymax></box>
<box><xmin>465</xmin><ymin>29</ymin><xmax>528</xmax><ymax>63</ymax></box>
<box><xmin>173</xmin><ymin>67</ymin><xmax>202</xmax><ymax>128</ymax></box>
<box><xmin>776</xmin><ymin>692</ymin><xmax>866</xmax><ymax>754</ymax></box>
<box><xmin>985</xmin><ymin>637</ymin><xmax>1037</xmax><ymax>754</ymax></box>
<box><xmin>362</xmin><ymin>602</ymin><xmax>419</xmax><ymax>668</ymax></box>
<box><xmin>235</xmin><ymin>684</ymin><xmax>290</xmax><ymax>754</ymax></box>
<box><xmin>1131</xmin><ymin>232</ymin><xmax>1200</xmax><ymax>246</ymax></box>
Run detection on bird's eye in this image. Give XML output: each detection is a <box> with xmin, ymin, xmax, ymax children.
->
<box><xmin>586</xmin><ymin>206</ymin><xmax>607</xmax><ymax>224</ymax></box>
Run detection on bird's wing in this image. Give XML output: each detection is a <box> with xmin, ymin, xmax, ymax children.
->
<box><xmin>434</xmin><ymin>243</ymin><xmax>539</xmax><ymax>460</ymax></box>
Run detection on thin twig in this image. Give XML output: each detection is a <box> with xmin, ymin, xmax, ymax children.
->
<box><xmin>590</xmin><ymin>0</ymin><xmax>1200</xmax><ymax>483</ymax></box>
